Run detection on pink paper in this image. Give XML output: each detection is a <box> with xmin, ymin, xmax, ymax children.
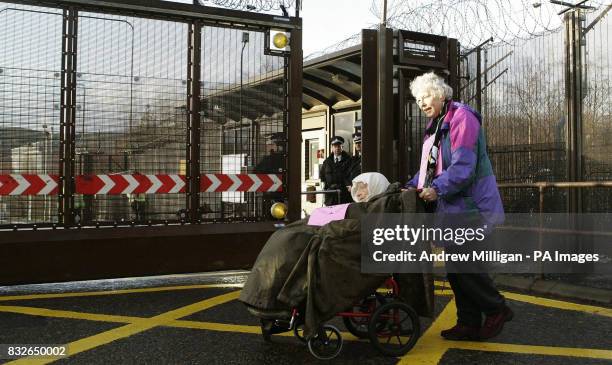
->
<box><xmin>417</xmin><ymin>135</ymin><xmax>443</xmax><ymax>189</ymax></box>
<box><xmin>307</xmin><ymin>203</ymin><xmax>350</xmax><ymax>226</ymax></box>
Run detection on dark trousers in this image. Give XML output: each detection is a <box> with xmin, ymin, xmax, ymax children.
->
<box><xmin>446</xmin><ymin>272</ymin><xmax>506</xmax><ymax>327</ymax></box>
<box><xmin>444</xmin><ymin>236</ymin><xmax>506</xmax><ymax>327</ymax></box>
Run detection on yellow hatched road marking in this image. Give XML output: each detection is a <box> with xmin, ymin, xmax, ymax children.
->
<box><xmin>453</xmin><ymin>341</ymin><xmax>612</xmax><ymax>360</ymax></box>
<box><xmin>0</xmin><ymin>304</ymin><xmax>362</xmax><ymax>342</ymax></box>
<box><xmin>398</xmin><ymin>298</ymin><xmax>457</xmax><ymax>365</ymax></box>
<box><xmin>170</xmin><ymin>320</ymin><xmax>362</xmax><ymax>341</ymax></box>
<box><xmin>434</xmin><ymin>280</ymin><xmax>450</xmax><ymax>287</ymax></box>
<box><xmin>2</xmin><ymin>299</ymin><xmax>609</xmax><ymax>363</ymax></box>
<box><xmin>399</xmin><ymin>298</ymin><xmax>612</xmax><ymax>364</ymax></box>
<box><xmin>501</xmin><ymin>291</ymin><xmax>612</xmax><ymax>318</ymax></box>
<box><xmin>376</xmin><ymin>289</ymin><xmax>452</xmax><ymax>296</ymax></box>
<box><xmin>1</xmin><ymin>283</ymin><xmax>610</xmax><ymax>364</ymax></box>
<box><xmin>171</xmin><ymin>320</ymin><xmax>262</xmax><ymax>335</ymax></box>
<box><xmin>0</xmin><ymin>283</ymin><xmax>243</xmax><ymax>302</ymax></box>
<box><xmin>0</xmin><ymin>305</ymin><xmax>142</xmax><ymax>324</ymax></box>
<box><xmin>4</xmin><ymin>290</ymin><xmax>240</xmax><ymax>365</ymax></box>
<box><xmin>435</xmin><ymin>280</ymin><xmax>612</xmax><ymax>317</ymax></box>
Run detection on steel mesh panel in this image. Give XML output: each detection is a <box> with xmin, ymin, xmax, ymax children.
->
<box><xmin>0</xmin><ymin>4</ymin><xmax>62</xmax><ymax>226</ymax></box>
<box><xmin>582</xmin><ymin>11</ymin><xmax>612</xmax><ymax>212</ymax></box>
<box><xmin>460</xmin><ymin>29</ymin><xmax>569</xmax><ymax>212</ymax></box>
<box><xmin>74</xmin><ymin>14</ymin><xmax>188</xmax><ymax>225</ymax></box>
<box><xmin>199</xmin><ymin>26</ymin><xmax>287</xmax><ymax>222</ymax></box>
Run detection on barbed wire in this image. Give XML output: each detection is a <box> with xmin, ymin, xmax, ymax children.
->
<box><xmin>198</xmin><ymin>0</ymin><xmax>297</xmax><ymax>12</ymax></box>
<box><xmin>304</xmin><ymin>32</ymin><xmax>363</xmax><ymax>61</ymax></box>
<box><xmin>370</xmin><ymin>0</ymin><xmax>608</xmax><ymax>48</ymax></box>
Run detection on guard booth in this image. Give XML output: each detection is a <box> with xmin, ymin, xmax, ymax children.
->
<box><xmin>298</xmin><ymin>26</ymin><xmax>458</xmax><ymax>213</ymax></box>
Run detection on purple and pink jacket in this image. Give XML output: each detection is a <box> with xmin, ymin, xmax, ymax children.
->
<box><xmin>405</xmin><ymin>101</ymin><xmax>505</xmax><ymax>226</ymax></box>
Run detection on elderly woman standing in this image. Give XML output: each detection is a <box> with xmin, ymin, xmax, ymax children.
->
<box><xmin>405</xmin><ymin>72</ymin><xmax>511</xmax><ymax>341</ymax></box>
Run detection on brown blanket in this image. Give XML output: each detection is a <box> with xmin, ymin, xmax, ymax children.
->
<box><xmin>239</xmin><ymin>184</ymin><xmax>434</xmax><ymax>337</ymax></box>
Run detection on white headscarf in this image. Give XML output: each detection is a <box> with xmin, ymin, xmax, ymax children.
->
<box><xmin>351</xmin><ymin>172</ymin><xmax>390</xmax><ymax>202</ymax></box>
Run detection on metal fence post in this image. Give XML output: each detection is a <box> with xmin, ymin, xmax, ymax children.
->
<box><xmin>59</xmin><ymin>8</ymin><xmax>78</xmax><ymax>227</ymax></box>
<box><xmin>377</xmin><ymin>24</ymin><xmax>394</xmax><ymax>179</ymax></box>
<box><xmin>361</xmin><ymin>29</ymin><xmax>378</xmax><ymax>174</ymax></box>
<box><xmin>483</xmin><ymin>47</ymin><xmax>488</xmax><ymax>129</ymax></box>
<box><xmin>538</xmin><ymin>184</ymin><xmax>544</xmax><ymax>278</ymax></box>
<box><xmin>287</xmin><ymin>22</ymin><xmax>303</xmax><ymax>222</ymax></box>
<box><xmin>564</xmin><ymin>9</ymin><xmax>584</xmax><ymax>213</ymax></box>
<box><xmin>476</xmin><ymin>46</ymin><xmax>482</xmax><ymax>113</ymax></box>
<box><xmin>187</xmin><ymin>20</ymin><xmax>202</xmax><ymax>223</ymax></box>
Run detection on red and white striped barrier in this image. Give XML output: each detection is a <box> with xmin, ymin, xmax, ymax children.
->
<box><xmin>200</xmin><ymin>173</ymin><xmax>283</xmax><ymax>193</ymax></box>
<box><xmin>0</xmin><ymin>174</ymin><xmax>283</xmax><ymax>195</ymax></box>
<box><xmin>0</xmin><ymin>174</ymin><xmax>59</xmax><ymax>195</ymax></box>
<box><xmin>76</xmin><ymin>174</ymin><xmax>187</xmax><ymax>195</ymax></box>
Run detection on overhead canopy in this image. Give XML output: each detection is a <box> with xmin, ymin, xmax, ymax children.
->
<box><xmin>300</xmin><ymin>45</ymin><xmax>362</xmax><ymax>110</ymax></box>
<box><xmin>200</xmin><ymin>44</ymin><xmax>362</xmax><ymax>123</ymax></box>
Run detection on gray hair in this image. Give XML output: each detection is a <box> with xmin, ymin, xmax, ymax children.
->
<box><xmin>409</xmin><ymin>72</ymin><xmax>453</xmax><ymax>100</ymax></box>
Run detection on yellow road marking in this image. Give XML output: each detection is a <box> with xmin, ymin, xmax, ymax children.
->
<box><xmin>436</xmin><ymin>280</ymin><xmax>612</xmax><ymax>318</ymax></box>
<box><xmin>453</xmin><ymin>341</ymin><xmax>612</xmax><ymax>361</ymax></box>
<box><xmin>0</xmin><ymin>283</ymin><xmax>243</xmax><ymax>302</ymax></box>
<box><xmin>501</xmin><ymin>291</ymin><xmax>612</xmax><ymax>318</ymax></box>
<box><xmin>171</xmin><ymin>320</ymin><xmax>262</xmax><ymax>335</ymax></box>
<box><xmin>0</xmin><ymin>302</ymin><xmax>362</xmax><ymax>346</ymax></box>
<box><xmin>3</xmin><ymin>300</ymin><xmax>610</xmax><ymax>363</ymax></box>
<box><xmin>398</xmin><ymin>299</ymin><xmax>457</xmax><ymax>365</ymax></box>
<box><xmin>434</xmin><ymin>280</ymin><xmax>449</xmax><ymax>287</ymax></box>
<box><xmin>435</xmin><ymin>289</ymin><xmax>453</xmax><ymax>296</ymax></box>
<box><xmin>0</xmin><ymin>305</ymin><xmax>142</xmax><ymax>324</ymax></box>
<box><xmin>376</xmin><ymin>289</ymin><xmax>452</xmax><ymax>296</ymax></box>
<box><xmin>399</xmin><ymin>298</ymin><xmax>612</xmax><ymax>364</ymax></box>
<box><xmin>170</xmin><ymin>320</ymin><xmax>362</xmax><ymax>341</ymax></box>
<box><xmin>5</xmin><ymin>290</ymin><xmax>241</xmax><ymax>365</ymax></box>
<box><xmin>1</xmin><ymin>283</ymin><xmax>610</xmax><ymax>364</ymax></box>
<box><xmin>0</xmin><ymin>304</ymin><xmax>362</xmax><ymax>342</ymax></box>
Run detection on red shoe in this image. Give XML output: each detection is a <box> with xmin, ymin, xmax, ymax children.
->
<box><xmin>440</xmin><ymin>323</ymin><xmax>481</xmax><ymax>341</ymax></box>
<box><xmin>480</xmin><ymin>306</ymin><xmax>514</xmax><ymax>340</ymax></box>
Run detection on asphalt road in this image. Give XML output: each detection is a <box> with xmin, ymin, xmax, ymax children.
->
<box><xmin>0</xmin><ymin>273</ymin><xmax>610</xmax><ymax>364</ymax></box>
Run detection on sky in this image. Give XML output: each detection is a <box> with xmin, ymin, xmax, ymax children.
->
<box><xmin>165</xmin><ymin>0</ymin><xmax>380</xmax><ymax>56</ymax></box>
<box><xmin>300</xmin><ymin>0</ymin><xmax>380</xmax><ymax>56</ymax></box>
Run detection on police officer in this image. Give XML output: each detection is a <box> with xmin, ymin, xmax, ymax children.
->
<box><xmin>320</xmin><ymin>136</ymin><xmax>353</xmax><ymax>206</ymax></box>
<box><xmin>254</xmin><ymin>132</ymin><xmax>285</xmax><ymax>217</ymax></box>
<box><xmin>349</xmin><ymin>132</ymin><xmax>362</xmax><ymax>181</ymax></box>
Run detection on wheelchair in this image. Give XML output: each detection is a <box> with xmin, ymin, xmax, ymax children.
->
<box><xmin>259</xmin><ymin>276</ymin><xmax>421</xmax><ymax>360</ymax></box>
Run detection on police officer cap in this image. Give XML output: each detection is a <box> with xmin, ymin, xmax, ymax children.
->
<box><xmin>330</xmin><ymin>136</ymin><xmax>345</xmax><ymax>145</ymax></box>
<box><xmin>353</xmin><ymin>133</ymin><xmax>362</xmax><ymax>143</ymax></box>
<box><xmin>270</xmin><ymin>132</ymin><xmax>285</xmax><ymax>141</ymax></box>
<box><xmin>269</xmin><ymin>132</ymin><xmax>285</xmax><ymax>144</ymax></box>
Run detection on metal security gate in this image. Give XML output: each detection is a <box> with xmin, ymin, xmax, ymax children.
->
<box><xmin>0</xmin><ymin>0</ymin><xmax>300</xmax><ymax>229</ymax></box>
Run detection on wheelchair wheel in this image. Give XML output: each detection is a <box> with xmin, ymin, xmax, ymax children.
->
<box><xmin>342</xmin><ymin>293</ymin><xmax>386</xmax><ymax>339</ymax></box>
<box><xmin>293</xmin><ymin>323</ymin><xmax>307</xmax><ymax>344</ymax></box>
<box><xmin>307</xmin><ymin>324</ymin><xmax>343</xmax><ymax>360</ymax></box>
<box><xmin>368</xmin><ymin>301</ymin><xmax>420</xmax><ymax>357</ymax></box>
